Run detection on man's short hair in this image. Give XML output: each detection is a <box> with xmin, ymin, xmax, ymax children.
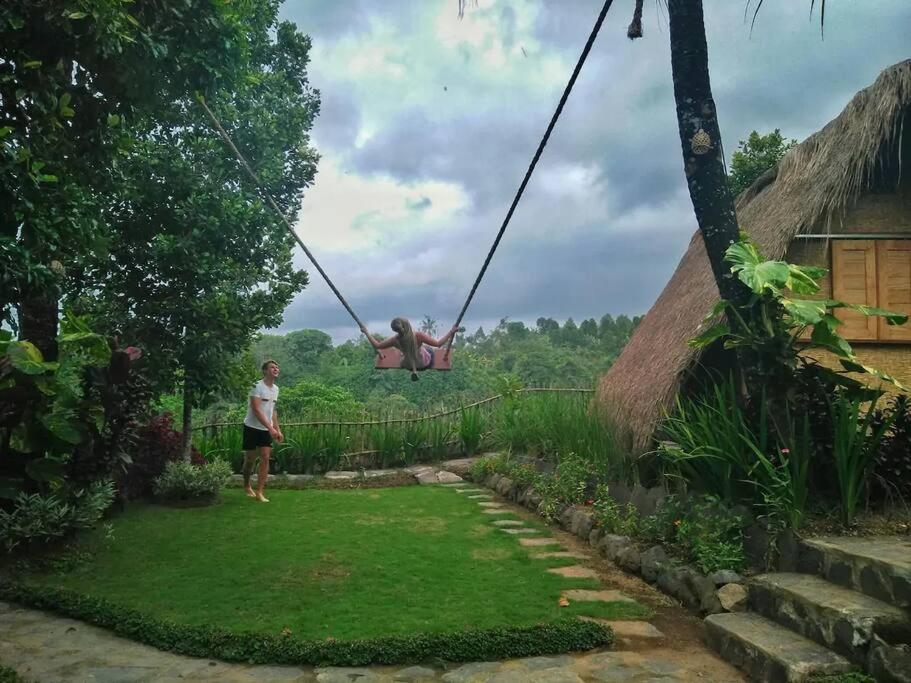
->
<box><xmin>261</xmin><ymin>359</ymin><xmax>279</xmax><ymax>372</ymax></box>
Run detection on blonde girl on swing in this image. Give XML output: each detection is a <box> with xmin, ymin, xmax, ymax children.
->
<box><xmin>360</xmin><ymin>318</ymin><xmax>458</xmax><ymax>381</ymax></box>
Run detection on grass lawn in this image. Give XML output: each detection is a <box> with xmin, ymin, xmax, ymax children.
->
<box><xmin>26</xmin><ymin>486</ymin><xmax>647</xmax><ymax>640</ymax></box>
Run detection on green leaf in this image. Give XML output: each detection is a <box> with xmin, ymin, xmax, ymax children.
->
<box><xmin>824</xmin><ymin>301</ymin><xmax>909</xmax><ymax>327</ymax></box>
<box><xmin>23</xmin><ymin>60</ymin><xmax>42</xmax><ymax>68</ymax></box>
<box><xmin>0</xmin><ymin>126</ymin><xmax>12</xmax><ymax>139</ymax></box>
<box><xmin>8</xmin><ymin>341</ymin><xmax>55</xmax><ymax>375</ymax></box>
<box><xmin>66</xmin><ymin>11</ymin><xmax>89</xmax><ymax>19</ymax></box>
<box><xmin>785</xmin><ymin>265</ymin><xmax>825</xmax><ymax>295</ymax></box>
<box><xmin>810</xmin><ymin>321</ymin><xmax>854</xmax><ymax>359</ymax></box>
<box><xmin>25</xmin><ymin>458</ymin><xmax>66</xmax><ymax>483</ymax></box>
<box><xmin>107</xmin><ymin>114</ymin><xmax>121</xmax><ymax>127</ymax></box>
<box><xmin>9</xmin><ymin>426</ymin><xmax>38</xmax><ymax>453</ymax></box>
<box><xmin>42</xmin><ymin>412</ymin><xmax>83</xmax><ymax>445</ymax></box>
<box><xmin>781</xmin><ymin>298</ymin><xmax>826</xmax><ymax>325</ymax></box>
<box><xmin>839</xmin><ymin>359</ymin><xmax>906</xmax><ymax>391</ymax></box>
<box><xmin>689</xmin><ymin>323</ymin><xmax>730</xmax><ymax>349</ymax></box>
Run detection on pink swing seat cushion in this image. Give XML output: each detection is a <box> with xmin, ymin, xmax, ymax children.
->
<box><xmin>374</xmin><ymin>348</ymin><xmax>452</xmax><ymax>371</ymax></box>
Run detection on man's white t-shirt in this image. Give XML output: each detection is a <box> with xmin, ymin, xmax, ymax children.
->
<box><xmin>244</xmin><ymin>380</ymin><xmax>279</xmax><ymax>431</ymax></box>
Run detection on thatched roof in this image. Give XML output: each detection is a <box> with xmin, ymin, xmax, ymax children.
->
<box><xmin>597</xmin><ymin>59</ymin><xmax>911</xmax><ymax>453</ymax></box>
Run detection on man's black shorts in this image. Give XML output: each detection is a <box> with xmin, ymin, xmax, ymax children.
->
<box><xmin>242</xmin><ymin>425</ymin><xmax>272</xmax><ymax>450</ymax></box>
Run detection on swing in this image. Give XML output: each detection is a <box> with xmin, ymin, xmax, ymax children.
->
<box><xmin>200</xmin><ymin>0</ymin><xmax>610</xmax><ymax>376</ymax></box>
<box><xmin>374</xmin><ymin>347</ymin><xmax>452</xmax><ymax>371</ymax></box>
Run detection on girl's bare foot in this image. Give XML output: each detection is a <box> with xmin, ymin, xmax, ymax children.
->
<box><xmin>255</xmin><ymin>492</ymin><xmax>269</xmax><ymax>503</ymax></box>
<box><xmin>245</xmin><ymin>487</ymin><xmax>256</xmax><ymax>498</ymax></box>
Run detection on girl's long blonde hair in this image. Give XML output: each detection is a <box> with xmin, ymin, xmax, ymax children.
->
<box><xmin>391</xmin><ymin>317</ymin><xmax>420</xmax><ymax>379</ymax></box>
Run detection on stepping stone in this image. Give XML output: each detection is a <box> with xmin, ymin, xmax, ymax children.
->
<box><xmin>437</xmin><ymin>471</ymin><xmax>463</xmax><ymax>484</ymax></box>
<box><xmin>324</xmin><ymin>471</ymin><xmax>358</xmax><ymax>480</ymax></box>
<box><xmin>456</xmin><ymin>489</ymin><xmax>485</xmax><ymax>494</ymax></box>
<box><xmin>478</xmin><ymin>501</ymin><xmax>504</xmax><ymax>508</ymax></box>
<box><xmin>580</xmin><ymin>618</ymin><xmax>664</xmax><ymax>640</ymax></box>
<box><xmin>705</xmin><ymin>612</ymin><xmax>851</xmax><ymax>682</ymax></box>
<box><xmin>482</xmin><ymin>509</ymin><xmax>511</xmax><ymax>515</ymax></box>
<box><xmin>531</xmin><ymin>551</ymin><xmax>589</xmax><ymax>560</ymax></box>
<box><xmin>491</xmin><ymin>519</ymin><xmax>525</xmax><ymax>527</ymax></box>
<box><xmin>561</xmin><ymin>589</ymin><xmax>635</xmax><ymax>603</ymax></box>
<box><xmin>441</xmin><ymin>482</ymin><xmax>468</xmax><ymax>488</ymax></box>
<box><xmin>468</xmin><ymin>494</ymin><xmax>493</xmax><ymax>499</ymax></box>
<box><xmin>548</xmin><ymin>566</ymin><xmax>599</xmax><ymax>579</ymax></box>
<box><xmin>500</xmin><ymin>528</ymin><xmax>540</xmax><ymax>535</ymax></box>
<box><xmin>519</xmin><ymin>537</ymin><xmax>562</xmax><ymax>547</ymax></box>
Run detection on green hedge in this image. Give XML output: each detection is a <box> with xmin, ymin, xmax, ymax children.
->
<box><xmin>0</xmin><ymin>583</ymin><xmax>612</xmax><ymax>666</ymax></box>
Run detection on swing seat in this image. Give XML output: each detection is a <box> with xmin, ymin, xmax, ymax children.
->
<box><xmin>374</xmin><ymin>348</ymin><xmax>452</xmax><ymax>371</ymax></box>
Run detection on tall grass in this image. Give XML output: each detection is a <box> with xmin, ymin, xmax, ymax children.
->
<box><xmin>489</xmin><ymin>392</ymin><xmax>623</xmax><ymax>478</ymax></box>
<box><xmin>830</xmin><ymin>395</ymin><xmax>893</xmax><ymax>525</ymax></box>
<box><xmin>193</xmin><ymin>389</ymin><xmax>624</xmax><ymax>476</ymax></box>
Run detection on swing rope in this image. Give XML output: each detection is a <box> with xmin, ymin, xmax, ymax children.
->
<box><xmin>444</xmin><ymin>0</ymin><xmax>615</xmax><ymax>354</ymax></box>
<box><xmin>200</xmin><ymin>0</ymin><xmax>614</xmax><ymax>358</ymax></box>
<box><xmin>197</xmin><ymin>95</ymin><xmax>370</xmax><ymax>334</ymax></box>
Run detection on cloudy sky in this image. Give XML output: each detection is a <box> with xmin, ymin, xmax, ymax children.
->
<box><xmin>273</xmin><ymin>1</ymin><xmax>911</xmax><ymax>342</ymax></box>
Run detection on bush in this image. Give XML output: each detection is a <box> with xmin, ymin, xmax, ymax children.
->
<box><xmin>0</xmin><ymin>480</ymin><xmax>115</xmax><ymax>553</ymax></box>
<box><xmin>118</xmin><ymin>413</ymin><xmax>203</xmax><ymax>500</ymax></box>
<box><xmin>872</xmin><ymin>394</ymin><xmax>911</xmax><ymax>501</ymax></box>
<box><xmin>153</xmin><ymin>460</ymin><xmax>231</xmax><ymax>502</ymax></box>
<box><xmin>0</xmin><ymin>583</ymin><xmax>613</xmax><ymax>666</ymax></box>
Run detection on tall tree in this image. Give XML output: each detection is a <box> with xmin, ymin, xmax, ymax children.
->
<box><xmin>75</xmin><ymin>6</ymin><xmax>320</xmax><ymax>453</ymax></box>
<box><xmin>0</xmin><ymin>0</ymin><xmax>249</xmax><ymax>359</ymax></box>
<box><xmin>728</xmin><ymin>129</ymin><xmax>797</xmax><ymax>196</ymax></box>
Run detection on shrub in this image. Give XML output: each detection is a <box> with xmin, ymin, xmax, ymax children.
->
<box><xmin>535</xmin><ymin>452</ymin><xmax>593</xmax><ymax>522</ymax></box>
<box><xmin>118</xmin><ymin>413</ymin><xmax>203</xmax><ymax>500</ymax></box>
<box><xmin>0</xmin><ymin>480</ymin><xmax>115</xmax><ymax>553</ymax></box>
<box><xmin>153</xmin><ymin>461</ymin><xmax>231</xmax><ymax>502</ymax></box>
<box><xmin>671</xmin><ymin>496</ymin><xmax>746</xmax><ymax>574</ymax></box>
<box><xmin>592</xmin><ymin>485</ymin><xmax>639</xmax><ymax>536</ymax></box>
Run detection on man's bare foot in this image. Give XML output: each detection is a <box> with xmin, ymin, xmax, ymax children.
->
<box><xmin>245</xmin><ymin>487</ymin><xmax>256</xmax><ymax>498</ymax></box>
<box><xmin>255</xmin><ymin>492</ymin><xmax>270</xmax><ymax>503</ymax></box>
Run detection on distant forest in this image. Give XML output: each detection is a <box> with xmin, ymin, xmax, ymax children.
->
<box><xmin>237</xmin><ymin>314</ymin><xmax>640</xmax><ymax>415</ymax></box>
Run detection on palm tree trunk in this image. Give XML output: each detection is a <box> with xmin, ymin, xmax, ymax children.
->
<box><xmin>666</xmin><ymin>0</ymin><xmax>749</xmax><ymax>308</ymax></box>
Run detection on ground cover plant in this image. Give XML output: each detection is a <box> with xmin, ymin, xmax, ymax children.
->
<box><xmin>18</xmin><ymin>486</ymin><xmax>646</xmax><ymax>647</ymax></box>
<box><xmin>472</xmin><ymin>454</ymin><xmax>747</xmax><ymax>574</ymax></box>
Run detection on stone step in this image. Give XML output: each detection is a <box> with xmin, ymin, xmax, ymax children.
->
<box><xmin>704</xmin><ymin>612</ymin><xmax>851</xmax><ymax>683</ymax></box>
<box><xmin>749</xmin><ymin>572</ymin><xmax>910</xmax><ymax>665</ymax></box>
<box><xmin>798</xmin><ymin>536</ymin><xmax>911</xmax><ymax>608</ymax></box>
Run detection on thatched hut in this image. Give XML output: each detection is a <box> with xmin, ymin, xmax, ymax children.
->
<box><xmin>597</xmin><ymin>59</ymin><xmax>911</xmax><ymax>453</ymax></box>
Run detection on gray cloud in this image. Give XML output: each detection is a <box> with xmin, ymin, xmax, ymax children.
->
<box><xmin>275</xmin><ymin>0</ymin><xmax>911</xmax><ymax>341</ymax></box>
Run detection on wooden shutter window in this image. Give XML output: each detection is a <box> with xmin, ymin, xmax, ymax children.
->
<box><xmin>876</xmin><ymin>240</ymin><xmax>911</xmax><ymax>342</ymax></box>
<box><xmin>832</xmin><ymin>240</ymin><xmax>878</xmax><ymax>341</ymax></box>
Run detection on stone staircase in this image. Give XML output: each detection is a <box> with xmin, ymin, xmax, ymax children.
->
<box><xmin>705</xmin><ymin>535</ymin><xmax>911</xmax><ymax>683</ymax></box>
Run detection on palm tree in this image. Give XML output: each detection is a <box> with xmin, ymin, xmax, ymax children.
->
<box><xmin>652</xmin><ymin>0</ymin><xmax>824</xmax><ymax>309</ymax></box>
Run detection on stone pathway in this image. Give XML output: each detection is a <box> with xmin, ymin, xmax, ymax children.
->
<box><xmin>0</xmin><ymin>469</ymin><xmax>745</xmax><ymax>682</ymax></box>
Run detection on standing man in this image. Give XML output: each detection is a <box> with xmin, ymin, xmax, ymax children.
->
<box><xmin>242</xmin><ymin>359</ymin><xmax>284</xmax><ymax>502</ymax></box>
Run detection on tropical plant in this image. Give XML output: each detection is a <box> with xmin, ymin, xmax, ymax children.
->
<box><xmin>830</xmin><ymin>396</ymin><xmax>893</xmax><ymax>525</ymax></box>
<box><xmin>691</xmin><ymin>239</ymin><xmax>907</xmax><ymax>396</ymax></box>
<box><xmin>0</xmin><ymin>479</ymin><xmax>115</xmax><ymax>552</ymax></box>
